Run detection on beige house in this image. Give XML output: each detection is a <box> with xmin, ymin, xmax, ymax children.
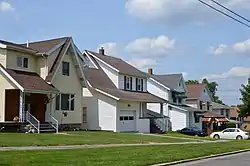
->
<box><xmin>0</xmin><ymin>37</ymin><xmax>85</xmax><ymax>133</ymax></box>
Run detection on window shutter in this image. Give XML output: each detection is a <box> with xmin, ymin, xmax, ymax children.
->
<box><xmin>136</xmin><ymin>78</ymin><xmax>138</xmax><ymax>91</ymax></box>
<box><xmin>130</xmin><ymin>77</ymin><xmax>132</xmax><ymax>90</ymax></box>
<box><xmin>124</xmin><ymin>76</ymin><xmax>127</xmax><ymax>90</ymax></box>
<box><xmin>141</xmin><ymin>79</ymin><xmax>143</xmax><ymax>91</ymax></box>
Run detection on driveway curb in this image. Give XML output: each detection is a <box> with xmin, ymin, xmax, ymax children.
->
<box><xmin>151</xmin><ymin>149</ymin><xmax>250</xmax><ymax>166</ymax></box>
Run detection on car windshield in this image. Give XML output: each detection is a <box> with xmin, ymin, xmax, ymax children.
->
<box><xmin>191</xmin><ymin>128</ymin><xmax>200</xmax><ymax>131</ymax></box>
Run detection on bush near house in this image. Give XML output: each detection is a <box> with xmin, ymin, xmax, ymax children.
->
<box><xmin>226</xmin><ymin>122</ymin><xmax>237</xmax><ymax>128</ymax></box>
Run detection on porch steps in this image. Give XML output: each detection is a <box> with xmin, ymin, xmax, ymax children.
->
<box><xmin>150</xmin><ymin>119</ymin><xmax>164</xmax><ymax>134</ymax></box>
<box><xmin>39</xmin><ymin>123</ymin><xmax>56</xmax><ymax>133</ymax></box>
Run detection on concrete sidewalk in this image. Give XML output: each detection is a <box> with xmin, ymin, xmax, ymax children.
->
<box><xmin>0</xmin><ymin>140</ymin><xmax>226</xmax><ymax>151</ymax></box>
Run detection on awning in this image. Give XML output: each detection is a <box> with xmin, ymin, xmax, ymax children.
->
<box><xmin>215</xmin><ymin>118</ymin><xmax>228</xmax><ymax>123</ymax></box>
<box><xmin>202</xmin><ymin>117</ymin><xmax>211</xmax><ymax>122</ymax></box>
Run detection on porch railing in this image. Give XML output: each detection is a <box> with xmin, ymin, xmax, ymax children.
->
<box><xmin>154</xmin><ymin>118</ymin><xmax>168</xmax><ymax>132</ymax></box>
<box><xmin>25</xmin><ymin>111</ymin><xmax>40</xmax><ymax>134</ymax></box>
<box><xmin>47</xmin><ymin>114</ymin><xmax>59</xmax><ymax>133</ymax></box>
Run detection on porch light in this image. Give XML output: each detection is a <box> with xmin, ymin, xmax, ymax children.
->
<box><xmin>63</xmin><ymin>112</ymin><xmax>68</xmax><ymax>117</ymax></box>
<box><xmin>128</xmin><ymin>104</ymin><xmax>131</xmax><ymax>107</ymax></box>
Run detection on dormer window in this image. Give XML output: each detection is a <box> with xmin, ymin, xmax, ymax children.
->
<box><xmin>124</xmin><ymin>76</ymin><xmax>132</xmax><ymax>90</ymax></box>
<box><xmin>136</xmin><ymin>78</ymin><xmax>144</xmax><ymax>91</ymax></box>
<box><xmin>17</xmin><ymin>56</ymin><xmax>28</xmax><ymax>68</ymax></box>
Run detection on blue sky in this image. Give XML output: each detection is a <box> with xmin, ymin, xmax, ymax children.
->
<box><xmin>1</xmin><ymin>0</ymin><xmax>250</xmax><ymax>105</ymax></box>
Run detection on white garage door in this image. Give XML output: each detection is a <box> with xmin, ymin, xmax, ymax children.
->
<box><xmin>119</xmin><ymin>110</ymin><xmax>136</xmax><ymax>132</ymax></box>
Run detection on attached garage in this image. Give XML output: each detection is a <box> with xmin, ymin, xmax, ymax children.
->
<box><xmin>119</xmin><ymin>110</ymin><xmax>136</xmax><ymax>132</ymax></box>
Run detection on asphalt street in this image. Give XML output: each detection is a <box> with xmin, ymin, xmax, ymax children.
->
<box><xmin>174</xmin><ymin>151</ymin><xmax>250</xmax><ymax>166</ymax></box>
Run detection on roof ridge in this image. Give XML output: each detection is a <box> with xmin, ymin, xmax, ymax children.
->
<box><xmin>19</xmin><ymin>36</ymin><xmax>70</xmax><ymax>45</ymax></box>
<box><xmin>86</xmin><ymin>50</ymin><xmax>123</xmax><ymax>61</ymax></box>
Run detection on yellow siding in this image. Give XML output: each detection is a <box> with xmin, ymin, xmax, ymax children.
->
<box><xmin>0</xmin><ymin>48</ymin><xmax>7</xmax><ymax>67</ymax></box>
<box><xmin>0</xmin><ymin>73</ymin><xmax>17</xmax><ymax>122</ymax></box>
<box><xmin>52</xmin><ymin>51</ymin><xmax>82</xmax><ymax>124</ymax></box>
<box><xmin>36</xmin><ymin>57</ymin><xmax>47</xmax><ymax>80</ymax></box>
<box><xmin>6</xmin><ymin>50</ymin><xmax>37</xmax><ymax>72</ymax></box>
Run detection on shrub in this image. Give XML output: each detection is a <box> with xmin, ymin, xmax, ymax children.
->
<box><xmin>226</xmin><ymin>122</ymin><xmax>236</xmax><ymax>128</ymax></box>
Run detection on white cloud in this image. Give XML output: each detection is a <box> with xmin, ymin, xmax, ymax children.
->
<box><xmin>0</xmin><ymin>2</ymin><xmax>14</xmax><ymax>12</ymax></box>
<box><xmin>128</xmin><ymin>58</ymin><xmax>158</xmax><ymax>70</ymax></box>
<box><xmin>203</xmin><ymin>67</ymin><xmax>250</xmax><ymax>80</ymax></box>
<box><xmin>126</xmin><ymin>0</ymin><xmax>250</xmax><ymax>25</ymax></box>
<box><xmin>126</xmin><ymin>35</ymin><xmax>175</xmax><ymax>57</ymax></box>
<box><xmin>98</xmin><ymin>42</ymin><xmax>121</xmax><ymax>57</ymax></box>
<box><xmin>210</xmin><ymin>39</ymin><xmax>250</xmax><ymax>55</ymax></box>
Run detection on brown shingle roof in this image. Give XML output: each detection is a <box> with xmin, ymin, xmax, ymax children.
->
<box><xmin>83</xmin><ymin>67</ymin><xmax>166</xmax><ymax>103</ymax></box>
<box><xmin>203</xmin><ymin>112</ymin><xmax>225</xmax><ymax>118</ymax></box>
<box><xmin>45</xmin><ymin>37</ymin><xmax>71</xmax><ymax>82</ymax></box>
<box><xmin>86</xmin><ymin>50</ymin><xmax>146</xmax><ymax>78</ymax></box>
<box><xmin>19</xmin><ymin>37</ymin><xmax>68</xmax><ymax>53</ymax></box>
<box><xmin>0</xmin><ymin>40</ymin><xmax>37</xmax><ymax>54</ymax></box>
<box><xmin>187</xmin><ymin>84</ymin><xmax>206</xmax><ymax>99</ymax></box>
<box><xmin>3</xmin><ymin>68</ymin><xmax>58</xmax><ymax>93</ymax></box>
<box><xmin>149</xmin><ymin>74</ymin><xmax>183</xmax><ymax>90</ymax></box>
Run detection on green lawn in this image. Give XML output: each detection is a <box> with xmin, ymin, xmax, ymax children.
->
<box><xmin>0</xmin><ymin>131</ymin><xmax>193</xmax><ymax>147</ymax></box>
<box><xmin>0</xmin><ymin>141</ymin><xmax>250</xmax><ymax>166</ymax></box>
<box><xmin>165</xmin><ymin>131</ymin><xmax>214</xmax><ymax>140</ymax></box>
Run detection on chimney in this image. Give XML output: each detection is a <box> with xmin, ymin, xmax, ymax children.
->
<box><xmin>99</xmin><ymin>47</ymin><xmax>105</xmax><ymax>55</ymax></box>
<box><xmin>148</xmin><ymin>68</ymin><xmax>153</xmax><ymax>75</ymax></box>
<box><xmin>26</xmin><ymin>40</ymin><xmax>29</xmax><ymax>48</ymax></box>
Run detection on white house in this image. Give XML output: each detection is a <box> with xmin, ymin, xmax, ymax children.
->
<box><xmin>146</xmin><ymin>68</ymin><xmax>201</xmax><ymax>131</ymax></box>
<box><xmin>80</xmin><ymin>48</ymin><xmax>167</xmax><ymax>133</ymax></box>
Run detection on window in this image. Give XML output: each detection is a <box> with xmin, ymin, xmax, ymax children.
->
<box><xmin>226</xmin><ymin>110</ymin><xmax>229</xmax><ymax>118</ymax></box>
<box><xmin>124</xmin><ymin>76</ymin><xmax>132</xmax><ymax>90</ymax></box>
<box><xmin>207</xmin><ymin>102</ymin><xmax>210</xmax><ymax>110</ymax></box>
<box><xmin>62</xmin><ymin>61</ymin><xmax>70</xmax><ymax>76</ymax></box>
<box><xmin>55</xmin><ymin>94</ymin><xmax>75</xmax><ymax>111</ymax></box>
<box><xmin>17</xmin><ymin>56</ymin><xmax>29</xmax><ymax>68</ymax></box>
<box><xmin>194</xmin><ymin>112</ymin><xmax>200</xmax><ymax>123</ymax></box>
<box><xmin>178</xmin><ymin>98</ymin><xmax>182</xmax><ymax>104</ymax></box>
<box><xmin>220</xmin><ymin>109</ymin><xmax>224</xmax><ymax>115</ymax></box>
<box><xmin>136</xmin><ymin>78</ymin><xmax>143</xmax><ymax>91</ymax></box>
<box><xmin>199</xmin><ymin>101</ymin><xmax>203</xmax><ymax>110</ymax></box>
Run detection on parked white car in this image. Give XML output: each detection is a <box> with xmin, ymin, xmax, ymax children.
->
<box><xmin>210</xmin><ymin>128</ymin><xmax>249</xmax><ymax>140</ymax></box>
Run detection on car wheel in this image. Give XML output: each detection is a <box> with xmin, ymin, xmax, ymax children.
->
<box><xmin>236</xmin><ymin>135</ymin><xmax>243</xmax><ymax>140</ymax></box>
<box><xmin>213</xmin><ymin>134</ymin><xmax>220</xmax><ymax>139</ymax></box>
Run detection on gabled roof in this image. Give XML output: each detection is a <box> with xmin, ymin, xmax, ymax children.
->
<box><xmin>149</xmin><ymin>73</ymin><xmax>183</xmax><ymax>90</ymax></box>
<box><xmin>0</xmin><ymin>64</ymin><xmax>58</xmax><ymax>93</ymax></box>
<box><xmin>83</xmin><ymin>67</ymin><xmax>166</xmax><ymax>103</ymax></box>
<box><xmin>186</xmin><ymin>84</ymin><xmax>207</xmax><ymax>99</ymax></box>
<box><xmin>86</xmin><ymin>50</ymin><xmax>146</xmax><ymax>78</ymax></box>
<box><xmin>45</xmin><ymin>37</ymin><xmax>72</xmax><ymax>82</ymax></box>
<box><xmin>211</xmin><ymin>102</ymin><xmax>229</xmax><ymax>109</ymax></box>
<box><xmin>19</xmin><ymin>37</ymin><xmax>68</xmax><ymax>53</ymax></box>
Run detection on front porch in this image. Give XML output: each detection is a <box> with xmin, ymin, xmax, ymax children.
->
<box><xmin>4</xmin><ymin>89</ymin><xmax>58</xmax><ymax>133</ymax></box>
<box><xmin>0</xmin><ymin>66</ymin><xmax>59</xmax><ymax>133</ymax></box>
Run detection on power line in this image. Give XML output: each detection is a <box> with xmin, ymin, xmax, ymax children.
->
<box><xmin>198</xmin><ymin>0</ymin><xmax>250</xmax><ymax>28</ymax></box>
<box><xmin>210</xmin><ymin>0</ymin><xmax>250</xmax><ymax>24</ymax></box>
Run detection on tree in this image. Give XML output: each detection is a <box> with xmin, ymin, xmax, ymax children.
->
<box><xmin>185</xmin><ymin>80</ymin><xmax>199</xmax><ymax>85</ymax></box>
<box><xmin>185</xmin><ymin>78</ymin><xmax>224</xmax><ymax>104</ymax></box>
<box><xmin>239</xmin><ymin>78</ymin><xmax>250</xmax><ymax>117</ymax></box>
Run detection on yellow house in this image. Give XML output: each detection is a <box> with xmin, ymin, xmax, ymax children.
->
<box><xmin>0</xmin><ymin>37</ymin><xmax>85</xmax><ymax>133</ymax></box>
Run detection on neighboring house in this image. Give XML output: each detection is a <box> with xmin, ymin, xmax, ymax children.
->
<box><xmin>146</xmin><ymin>68</ymin><xmax>201</xmax><ymax>131</ymax></box>
<box><xmin>230</xmin><ymin>107</ymin><xmax>242</xmax><ymax>122</ymax></box>
<box><xmin>0</xmin><ymin>37</ymin><xmax>85</xmax><ymax>132</ymax></box>
<box><xmin>81</xmin><ymin>48</ymin><xmax>166</xmax><ymax>133</ymax></box>
<box><xmin>185</xmin><ymin>84</ymin><xmax>214</xmax><ymax>130</ymax></box>
<box><xmin>211</xmin><ymin>102</ymin><xmax>230</xmax><ymax>119</ymax></box>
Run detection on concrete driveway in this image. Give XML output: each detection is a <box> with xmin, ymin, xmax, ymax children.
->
<box><xmin>174</xmin><ymin>151</ymin><xmax>250</xmax><ymax>166</ymax></box>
